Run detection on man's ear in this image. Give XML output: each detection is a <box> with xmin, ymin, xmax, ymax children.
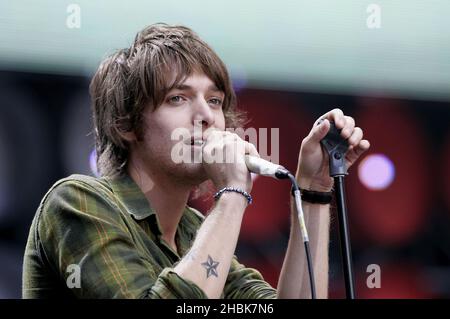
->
<box><xmin>119</xmin><ymin>130</ymin><xmax>137</xmax><ymax>143</ymax></box>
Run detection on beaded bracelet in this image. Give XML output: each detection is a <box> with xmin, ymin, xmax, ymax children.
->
<box><xmin>213</xmin><ymin>187</ymin><xmax>253</xmax><ymax>205</ymax></box>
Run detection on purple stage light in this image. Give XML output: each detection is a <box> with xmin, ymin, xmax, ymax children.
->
<box><xmin>89</xmin><ymin>149</ymin><xmax>100</xmax><ymax>177</ymax></box>
<box><xmin>358</xmin><ymin>153</ymin><xmax>395</xmax><ymax>190</ymax></box>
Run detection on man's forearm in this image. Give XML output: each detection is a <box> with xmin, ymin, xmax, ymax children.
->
<box><xmin>277</xmin><ymin>200</ymin><xmax>330</xmax><ymax>299</ymax></box>
<box><xmin>173</xmin><ymin>192</ymin><xmax>247</xmax><ymax>299</ymax></box>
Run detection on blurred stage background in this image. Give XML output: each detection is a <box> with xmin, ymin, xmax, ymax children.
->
<box><xmin>0</xmin><ymin>1</ymin><xmax>449</xmax><ymax>298</ymax></box>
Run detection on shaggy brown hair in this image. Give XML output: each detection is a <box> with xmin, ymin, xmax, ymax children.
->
<box><xmin>90</xmin><ymin>23</ymin><xmax>245</xmax><ymax>177</ymax></box>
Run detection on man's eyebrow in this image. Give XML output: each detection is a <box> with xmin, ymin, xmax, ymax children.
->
<box><xmin>171</xmin><ymin>84</ymin><xmax>224</xmax><ymax>93</ymax></box>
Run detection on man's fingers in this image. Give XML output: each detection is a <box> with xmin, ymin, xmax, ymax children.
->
<box><xmin>348</xmin><ymin>127</ymin><xmax>363</xmax><ymax>146</ymax></box>
<box><xmin>341</xmin><ymin>116</ymin><xmax>355</xmax><ymax>139</ymax></box>
<box><xmin>225</xmin><ymin>134</ymin><xmax>259</xmax><ymax>161</ymax></box>
<box><xmin>358</xmin><ymin>139</ymin><xmax>371</xmax><ymax>153</ymax></box>
<box><xmin>308</xmin><ymin>118</ymin><xmax>331</xmax><ymax>143</ymax></box>
<box><xmin>321</xmin><ymin>108</ymin><xmax>345</xmax><ymax>128</ymax></box>
<box><xmin>208</xmin><ymin>131</ymin><xmax>259</xmax><ymax>163</ymax></box>
<box><xmin>244</xmin><ymin>142</ymin><xmax>259</xmax><ymax>158</ymax></box>
<box><xmin>316</xmin><ymin>110</ymin><xmax>359</xmax><ymax>142</ymax></box>
<box><xmin>204</xmin><ymin>127</ymin><xmax>224</xmax><ymax>142</ymax></box>
<box><xmin>345</xmin><ymin>139</ymin><xmax>371</xmax><ymax>166</ymax></box>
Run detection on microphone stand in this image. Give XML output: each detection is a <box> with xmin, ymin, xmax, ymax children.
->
<box><xmin>320</xmin><ymin>122</ymin><xmax>356</xmax><ymax>299</ymax></box>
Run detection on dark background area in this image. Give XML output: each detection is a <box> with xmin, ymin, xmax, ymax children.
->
<box><xmin>1</xmin><ymin>70</ymin><xmax>449</xmax><ymax>298</ymax></box>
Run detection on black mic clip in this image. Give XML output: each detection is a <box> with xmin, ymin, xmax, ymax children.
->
<box><xmin>320</xmin><ymin>121</ymin><xmax>349</xmax><ymax>177</ymax></box>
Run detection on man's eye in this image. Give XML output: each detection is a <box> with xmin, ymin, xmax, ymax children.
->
<box><xmin>169</xmin><ymin>96</ymin><xmax>184</xmax><ymax>104</ymax></box>
<box><xmin>209</xmin><ymin>98</ymin><xmax>223</xmax><ymax>106</ymax></box>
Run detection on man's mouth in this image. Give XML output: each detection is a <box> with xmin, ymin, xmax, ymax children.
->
<box><xmin>189</xmin><ymin>137</ymin><xmax>204</xmax><ymax>146</ymax></box>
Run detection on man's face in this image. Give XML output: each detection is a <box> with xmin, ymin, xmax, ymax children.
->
<box><xmin>131</xmin><ymin>71</ymin><xmax>226</xmax><ymax>186</ymax></box>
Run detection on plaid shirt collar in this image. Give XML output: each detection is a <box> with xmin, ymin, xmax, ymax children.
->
<box><xmin>103</xmin><ymin>173</ymin><xmax>201</xmax><ymax>242</ymax></box>
<box><xmin>105</xmin><ymin>173</ymin><xmax>155</xmax><ymax>221</ymax></box>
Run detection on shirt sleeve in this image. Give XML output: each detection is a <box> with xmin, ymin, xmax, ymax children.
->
<box><xmin>37</xmin><ymin>179</ymin><xmax>207</xmax><ymax>299</ymax></box>
<box><xmin>223</xmin><ymin>256</ymin><xmax>277</xmax><ymax>299</ymax></box>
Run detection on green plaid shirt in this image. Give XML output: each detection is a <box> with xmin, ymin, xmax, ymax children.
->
<box><xmin>22</xmin><ymin>173</ymin><xmax>277</xmax><ymax>299</ymax></box>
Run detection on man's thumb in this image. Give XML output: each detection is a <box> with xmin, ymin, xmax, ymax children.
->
<box><xmin>309</xmin><ymin>118</ymin><xmax>330</xmax><ymax>143</ymax></box>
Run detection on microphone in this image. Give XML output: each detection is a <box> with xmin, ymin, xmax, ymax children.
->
<box><xmin>244</xmin><ymin>155</ymin><xmax>290</xmax><ymax>179</ymax></box>
<box><xmin>245</xmin><ymin>155</ymin><xmax>316</xmax><ymax>297</ymax></box>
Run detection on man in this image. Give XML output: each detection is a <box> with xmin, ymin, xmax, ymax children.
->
<box><xmin>22</xmin><ymin>24</ymin><xmax>370</xmax><ymax>298</ymax></box>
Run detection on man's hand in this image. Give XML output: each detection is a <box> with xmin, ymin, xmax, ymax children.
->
<box><xmin>296</xmin><ymin>108</ymin><xmax>371</xmax><ymax>192</ymax></box>
<box><xmin>202</xmin><ymin>129</ymin><xmax>259</xmax><ymax>193</ymax></box>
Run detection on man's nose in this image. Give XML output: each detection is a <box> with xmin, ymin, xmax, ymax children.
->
<box><xmin>192</xmin><ymin>97</ymin><xmax>215</xmax><ymax>128</ymax></box>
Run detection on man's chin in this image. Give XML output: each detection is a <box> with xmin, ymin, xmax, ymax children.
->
<box><xmin>174</xmin><ymin>162</ymin><xmax>208</xmax><ymax>186</ymax></box>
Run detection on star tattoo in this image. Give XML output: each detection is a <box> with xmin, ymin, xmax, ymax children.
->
<box><xmin>201</xmin><ymin>255</ymin><xmax>220</xmax><ymax>278</ymax></box>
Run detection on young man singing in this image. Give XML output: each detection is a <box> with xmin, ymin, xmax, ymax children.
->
<box><xmin>23</xmin><ymin>24</ymin><xmax>370</xmax><ymax>299</ymax></box>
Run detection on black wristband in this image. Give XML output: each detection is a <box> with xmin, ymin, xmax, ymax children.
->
<box><xmin>291</xmin><ymin>186</ymin><xmax>333</xmax><ymax>205</ymax></box>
